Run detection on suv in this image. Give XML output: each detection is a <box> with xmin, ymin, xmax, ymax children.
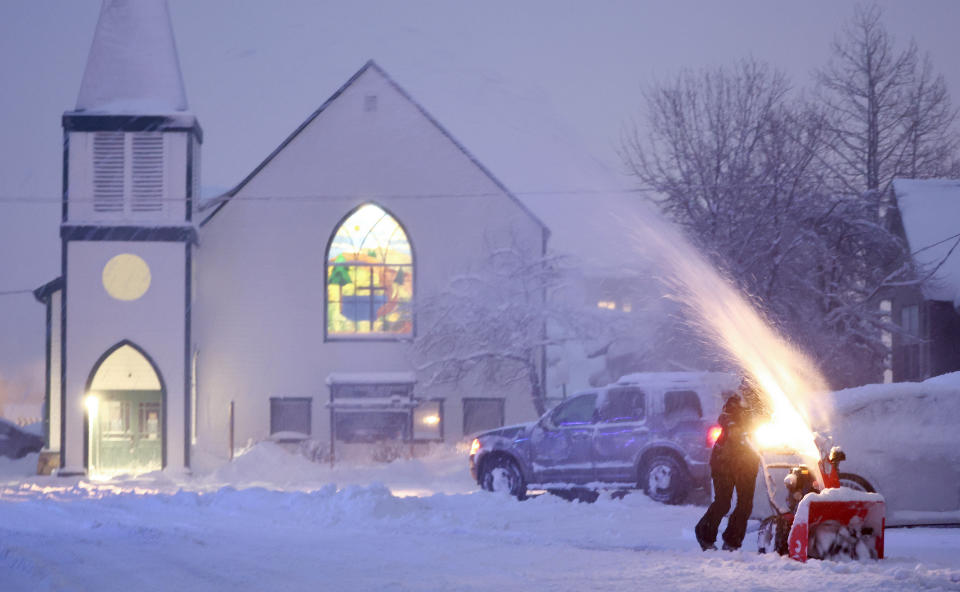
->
<box><xmin>469</xmin><ymin>372</ymin><xmax>739</xmax><ymax>503</ymax></box>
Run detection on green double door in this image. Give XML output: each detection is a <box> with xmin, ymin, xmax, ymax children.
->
<box><xmin>91</xmin><ymin>389</ymin><xmax>162</xmax><ymax>475</ymax></box>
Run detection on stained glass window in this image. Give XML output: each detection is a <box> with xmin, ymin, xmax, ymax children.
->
<box><xmin>327</xmin><ymin>204</ymin><xmax>413</xmax><ymax>337</ymax></box>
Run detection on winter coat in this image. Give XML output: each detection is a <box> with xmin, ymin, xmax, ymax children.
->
<box><xmin>710</xmin><ymin>395</ymin><xmax>760</xmax><ymax>471</ymax></box>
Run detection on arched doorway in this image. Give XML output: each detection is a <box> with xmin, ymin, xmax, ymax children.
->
<box><xmin>85</xmin><ymin>342</ymin><xmax>164</xmax><ymax>476</ymax></box>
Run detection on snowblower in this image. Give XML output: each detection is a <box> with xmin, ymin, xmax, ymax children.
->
<box><xmin>757</xmin><ymin>441</ymin><xmax>885</xmax><ymax>562</ymax></box>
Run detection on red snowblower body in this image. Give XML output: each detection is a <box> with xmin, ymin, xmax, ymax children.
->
<box><xmin>757</xmin><ymin>443</ymin><xmax>885</xmax><ymax>561</ymax></box>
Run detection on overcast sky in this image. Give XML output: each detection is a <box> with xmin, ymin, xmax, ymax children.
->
<box><xmin>1</xmin><ymin>0</ymin><xmax>958</xmax><ymax>403</ymax></box>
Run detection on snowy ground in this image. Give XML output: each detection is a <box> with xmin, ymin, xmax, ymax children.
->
<box><xmin>2</xmin><ymin>444</ymin><xmax>960</xmax><ymax>592</ymax></box>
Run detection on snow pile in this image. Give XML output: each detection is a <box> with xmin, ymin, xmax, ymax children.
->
<box><xmin>200</xmin><ymin>441</ymin><xmax>476</xmax><ymax>496</ymax></box>
<box><xmin>824</xmin><ymin>373</ymin><xmax>960</xmax><ymax>523</ymax></box>
<box><xmin>3</xmin><ymin>437</ymin><xmax>960</xmax><ymax>589</ymax></box>
<box><xmin>922</xmin><ymin>370</ymin><xmax>960</xmax><ymax>387</ymax></box>
<box><xmin>2</xmin><ymin>477</ymin><xmax>960</xmax><ymax>591</ymax></box>
<box><xmin>830</xmin><ymin>374</ymin><xmax>960</xmax><ymax>451</ymax></box>
<box><xmin>0</xmin><ymin>452</ymin><xmax>40</xmax><ymax>481</ymax></box>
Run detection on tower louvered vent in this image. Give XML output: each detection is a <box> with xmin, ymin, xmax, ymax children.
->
<box><xmin>131</xmin><ymin>133</ymin><xmax>164</xmax><ymax>212</ymax></box>
<box><xmin>93</xmin><ymin>132</ymin><xmax>125</xmax><ymax>213</ymax></box>
<box><xmin>90</xmin><ymin>132</ymin><xmax>166</xmax><ymax>216</ymax></box>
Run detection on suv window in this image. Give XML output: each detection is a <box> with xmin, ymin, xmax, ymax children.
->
<box><xmin>551</xmin><ymin>394</ymin><xmax>597</xmax><ymax>426</ymax></box>
<box><xmin>598</xmin><ymin>387</ymin><xmax>645</xmax><ymax>423</ymax></box>
<box><xmin>663</xmin><ymin>390</ymin><xmax>702</xmax><ymax>422</ymax></box>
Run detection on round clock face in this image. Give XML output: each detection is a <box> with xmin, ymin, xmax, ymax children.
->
<box><xmin>102</xmin><ymin>253</ymin><xmax>151</xmax><ymax>301</ymax></box>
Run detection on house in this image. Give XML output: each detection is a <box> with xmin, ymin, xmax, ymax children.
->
<box><xmin>33</xmin><ymin>0</ymin><xmax>547</xmax><ymax>476</ymax></box>
<box><xmin>884</xmin><ymin>179</ymin><xmax>960</xmax><ymax>382</ymax></box>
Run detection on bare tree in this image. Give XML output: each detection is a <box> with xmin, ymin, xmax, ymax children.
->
<box><xmin>816</xmin><ymin>4</ymin><xmax>959</xmax><ymax>196</ymax></box>
<box><xmin>902</xmin><ymin>55</ymin><xmax>960</xmax><ymax>179</ymax></box>
<box><xmin>621</xmin><ymin>59</ymin><xmax>906</xmax><ymax>387</ymax></box>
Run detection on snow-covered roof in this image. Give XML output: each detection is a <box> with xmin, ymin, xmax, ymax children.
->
<box><xmin>893</xmin><ymin>179</ymin><xmax>960</xmax><ymax>307</ymax></box>
<box><xmin>615</xmin><ymin>371</ymin><xmax>740</xmax><ymax>390</ymax></box>
<box><xmin>326</xmin><ymin>372</ymin><xmax>417</xmax><ymax>386</ymax></box>
<box><xmin>74</xmin><ymin>0</ymin><xmax>188</xmax><ymax>113</ymax></box>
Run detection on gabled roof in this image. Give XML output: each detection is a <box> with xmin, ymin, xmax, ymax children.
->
<box><xmin>199</xmin><ymin>60</ymin><xmax>548</xmax><ymax>237</ymax></box>
<box><xmin>74</xmin><ymin>0</ymin><xmax>188</xmax><ymax>114</ymax></box>
<box><xmin>893</xmin><ymin>178</ymin><xmax>960</xmax><ymax>307</ymax></box>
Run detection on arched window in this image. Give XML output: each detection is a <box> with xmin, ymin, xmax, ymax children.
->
<box><xmin>327</xmin><ymin>203</ymin><xmax>413</xmax><ymax>338</ymax></box>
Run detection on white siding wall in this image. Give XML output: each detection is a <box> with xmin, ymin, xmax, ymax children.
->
<box><xmin>49</xmin><ymin>290</ymin><xmax>62</xmax><ymax>452</ymax></box>
<box><xmin>194</xmin><ymin>67</ymin><xmax>544</xmax><ymax>460</ymax></box>
<box><xmin>62</xmin><ymin>241</ymin><xmax>187</xmax><ymax>471</ymax></box>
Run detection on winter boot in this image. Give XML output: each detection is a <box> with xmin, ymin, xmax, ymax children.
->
<box><xmin>695</xmin><ymin>523</ymin><xmax>716</xmax><ymax>551</ymax></box>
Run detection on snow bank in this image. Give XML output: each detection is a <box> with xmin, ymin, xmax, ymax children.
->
<box><xmin>198</xmin><ymin>441</ymin><xmax>477</xmax><ymax>496</ymax></box>
<box><xmin>0</xmin><ymin>452</ymin><xmax>40</xmax><ymax>481</ymax></box>
<box><xmin>823</xmin><ymin>374</ymin><xmax>960</xmax><ymax>523</ymax></box>
<box><xmin>3</xmin><ymin>436</ymin><xmax>960</xmax><ymax>590</ymax></box>
<box><xmin>2</xmin><ymin>476</ymin><xmax>960</xmax><ymax>591</ymax></box>
<box><xmin>829</xmin><ymin>374</ymin><xmax>960</xmax><ymax>450</ymax></box>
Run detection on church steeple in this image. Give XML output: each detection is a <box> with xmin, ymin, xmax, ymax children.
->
<box><xmin>76</xmin><ymin>0</ymin><xmax>188</xmax><ymax>113</ymax></box>
<box><xmin>54</xmin><ymin>0</ymin><xmax>199</xmax><ymax>477</ymax></box>
<box><xmin>62</xmin><ymin>0</ymin><xmax>201</xmax><ymax>226</ymax></box>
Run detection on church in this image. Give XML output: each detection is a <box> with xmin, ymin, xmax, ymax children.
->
<box><xmin>33</xmin><ymin>0</ymin><xmax>548</xmax><ymax>476</ymax></box>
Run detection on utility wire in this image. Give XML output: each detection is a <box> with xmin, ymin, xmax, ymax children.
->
<box><xmin>0</xmin><ymin>179</ymin><xmax>905</xmax><ymax>205</ymax></box>
<box><xmin>0</xmin><ymin>187</ymin><xmax>653</xmax><ymax>204</ymax></box>
<box><xmin>0</xmin><ymin>181</ymin><xmax>852</xmax><ymax>204</ymax></box>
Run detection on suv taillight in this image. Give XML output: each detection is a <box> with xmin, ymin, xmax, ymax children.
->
<box><xmin>706</xmin><ymin>425</ymin><xmax>722</xmax><ymax>448</ymax></box>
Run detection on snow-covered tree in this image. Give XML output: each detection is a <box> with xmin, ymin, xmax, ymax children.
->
<box><xmin>413</xmin><ymin>242</ymin><xmax>553</xmax><ymax>416</ymax></box>
<box><xmin>414</xmin><ymin>236</ymin><xmax>663</xmax><ymax>416</ymax></box>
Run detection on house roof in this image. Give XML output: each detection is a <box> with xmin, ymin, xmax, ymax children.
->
<box><xmin>32</xmin><ymin>277</ymin><xmax>63</xmax><ymax>304</ymax></box>
<box><xmin>199</xmin><ymin>60</ymin><xmax>548</xmax><ymax>238</ymax></box>
<box><xmin>74</xmin><ymin>0</ymin><xmax>189</xmax><ymax>114</ymax></box>
<box><xmin>893</xmin><ymin>178</ymin><xmax>960</xmax><ymax>307</ymax></box>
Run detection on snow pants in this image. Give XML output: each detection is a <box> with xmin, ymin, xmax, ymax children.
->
<box><xmin>695</xmin><ymin>457</ymin><xmax>758</xmax><ymax>549</ymax></box>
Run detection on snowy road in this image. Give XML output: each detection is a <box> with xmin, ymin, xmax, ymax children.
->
<box><xmin>2</xmin><ymin>446</ymin><xmax>959</xmax><ymax>591</ymax></box>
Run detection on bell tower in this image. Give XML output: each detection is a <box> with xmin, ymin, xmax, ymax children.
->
<box><xmin>57</xmin><ymin>0</ymin><xmax>200</xmax><ymax>475</ymax></box>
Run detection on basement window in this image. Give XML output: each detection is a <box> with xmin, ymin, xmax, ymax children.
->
<box><xmin>462</xmin><ymin>398</ymin><xmax>505</xmax><ymax>436</ymax></box>
<box><xmin>269</xmin><ymin>397</ymin><xmax>312</xmax><ymax>437</ymax></box>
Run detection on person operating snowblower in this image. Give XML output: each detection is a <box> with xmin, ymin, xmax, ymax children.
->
<box><xmin>695</xmin><ymin>381</ymin><xmax>766</xmax><ymax>551</ymax></box>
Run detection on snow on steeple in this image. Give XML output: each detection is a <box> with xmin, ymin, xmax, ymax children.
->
<box><xmin>75</xmin><ymin>0</ymin><xmax>188</xmax><ymax>113</ymax></box>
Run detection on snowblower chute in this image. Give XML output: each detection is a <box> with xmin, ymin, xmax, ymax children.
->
<box><xmin>758</xmin><ymin>444</ymin><xmax>885</xmax><ymax>562</ymax></box>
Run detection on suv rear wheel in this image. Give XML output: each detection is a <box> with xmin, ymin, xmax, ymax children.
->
<box><xmin>640</xmin><ymin>454</ymin><xmax>690</xmax><ymax>505</ymax></box>
<box><xmin>480</xmin><ymin>455</ymin><xmax>527</xmax><ymax>500</ymax></box>
<box><xmin>838</xmin><ymin>472</ymin><xmax>876</xmax><ymax>493</ymax></box>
